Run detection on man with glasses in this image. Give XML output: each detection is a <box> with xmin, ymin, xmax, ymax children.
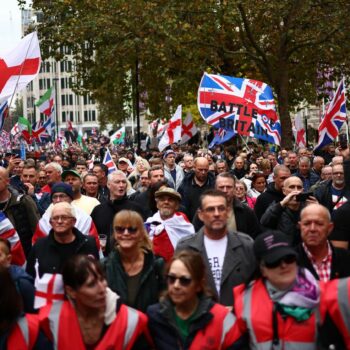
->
<box><xmin>32</xmin><ymin>183</ymin><xmax>100</xmax><ymax>250</ymax></box>
<box><xmin>26</xmin><ymin>202</ymin><xmax>99</xmax><ymax>279</ymax></box>
<box><xmin>176</xmin><ymin>189</ymin><xmax>255</xmax><ymax>306</ymax></box>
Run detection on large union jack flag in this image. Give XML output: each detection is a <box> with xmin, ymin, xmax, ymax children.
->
<box><xmin>198</xmin><ymin>73</ymin><xmax>281</xmax><ymax>145</ymax></box>
<box><xmin>315</xmin><ymin>78</ymin><xmax>347</xmax><ymax>151</ymax></box>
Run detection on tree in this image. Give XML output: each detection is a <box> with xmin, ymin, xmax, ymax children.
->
<box><xmin>27</xmin><ymin>0</ymin><xmax>350</xmax><ymax>147</ymax></box>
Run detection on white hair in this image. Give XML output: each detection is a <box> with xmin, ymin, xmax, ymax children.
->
<box><xmin>45</xmin><ymin>162</ymin><xmax>63</xmax><ymax>174</ymax></box>
<box><xmin>51</xmin><ymin>202</ymin><xmax>76</xmax><ymax>219</ymax></box>
<box><xmin>107</xmin><ymin>170</ymin><xmax>127</xmax><ymax>183</ymax></box>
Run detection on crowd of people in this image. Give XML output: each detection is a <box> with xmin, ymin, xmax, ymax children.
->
<box><xmin>2</xmin><ymin>138</ymin><xmax>350</xmax><ymax>349</ymax></box>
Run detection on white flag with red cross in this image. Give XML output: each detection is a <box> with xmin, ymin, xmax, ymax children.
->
<box><xmin>292</xmin><ymin>112</ymin><xmax>306</xmax><ymax>148</ymax></box>
<box><xmin>0</xmin><ymin>32</ymin><xmax>41</xmax><ymax>104</ymax></box>
<box><xmin>180</xmin><ymin>112</ymin><xmax>198</xmax><ymax>144</ymax></box>
<box><xmin>158</xmin><ymin>105</ymin><xmax>182</xmax><ymax>151</ymax></box>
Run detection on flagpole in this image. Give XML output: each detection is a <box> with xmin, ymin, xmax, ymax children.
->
<box><xmin>8</xmin><ymin>33</ymin><xmax>37</xmax><ymax>120</ymax></box>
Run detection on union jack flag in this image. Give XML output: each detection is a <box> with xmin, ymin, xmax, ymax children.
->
<box><xmin>198</xmin><ymin>73</ymin><xmax>281</xmax><ymax>145</ymax></box>
<box><xmin>103</xmin><ymin>148</ymin><xmax>117</xmax><ymax>174</ymax></box>
<box><xmin>32</xmin><ymin>120</ymin><xmax>51</xmax><ymax>143</ymax></box>
<box><xmin>0</xmin><ymin>101</ymin><xmax>9</xmax><ymax>132</ymax></box>
<box><xmin>208</xmin><ymin>128</ymin><xmax>235</xmax><ymax>148</ymax></box>
<box><xmin>315</xmin><ymin>78</ymin><xmax>347</xmax><ymax>151</ymax></box>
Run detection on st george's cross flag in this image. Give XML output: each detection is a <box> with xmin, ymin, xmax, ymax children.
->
<box><xmin>0</xmin><ymin>32</ymin><xmax>41</xmax><ymax>104</ymax></box>
<box><xmin>198</xmin><ymin>73</ymin><xmax>281</xmax><ymax>145</ymax></box>
<box><xmin>315</xmin><ymin>79</ymin><xmax>347</xmax><ymax>150</ymax></box>
<box><xmin>158</xmin><ymin>105</ymin><xmax>182</xmax><ymax>151</ymax></box>
<box><xmin>180</xmin><ymin>112</ymin><xmax>198</xmax><ymax>144</ymax></box>
<box><xmin>293</xmin><ymin>112</ymin><xmax>306</xmax><ymax>148</ymax></box>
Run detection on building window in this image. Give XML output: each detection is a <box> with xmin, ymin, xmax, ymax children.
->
<box><xmin>62</xmin><ymin>111</ymin><xmax>66</xmax><ymax>122</ymax></box>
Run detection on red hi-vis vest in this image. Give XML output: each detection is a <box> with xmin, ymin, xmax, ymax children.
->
<box><xmin>189</xmin><ymin>303</ymin><xmax>240</xmax><ymax>350</ymax></box>
<box><xmin>7</xmin><ymin>314</ymin><xmax>40</xmax><ymax>350</ymax></box>
<box><xmin>324</xmin><ymin>278</ymin><xmax>350</xmax><ymax>349</ymax></box>
<box><xmin>233</xmin><ymin>279</ymin><xmax>322</xmax><ymax>349</ymax></box>
<box><xmin>39</xmin><ymin>300</ymin><xmax>149</xmax><ymax>350</ymax></box>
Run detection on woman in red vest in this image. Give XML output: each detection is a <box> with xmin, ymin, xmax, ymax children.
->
<box><xmin>39</xmin><ymin>254</ymin><xmax>151</xmax><ymax>350</ymax></box>
<box><xmin>233</xmin><ymin>230</ymin><xmax>323</xmax><ymax>349</ymax></box>
<box><xmin>147</xmin><ymin>250</ymin><xmax>239</xmax><ymax>349</ymax></box>
<box><xmin>0</xmin><ymin>266</ymin><xmax>50</xmax><ymax>350</ymax></box>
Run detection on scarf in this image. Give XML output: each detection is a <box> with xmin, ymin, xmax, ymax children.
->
<box><xmin>266</xmin><ymin>268</ymin><xmax>319</xmax><ymax>321</ymax></box>
<box><xmin>145</xmin><ymin>211</ymin><xmax>195</xmax><ymax>248</ymax></box>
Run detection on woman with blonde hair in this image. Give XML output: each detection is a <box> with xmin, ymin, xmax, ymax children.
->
<box><xmin>104</xmin><ymin>210</ymin><xmax>165</xmax><ymax>312</ymax></box>
<box><xmin>128</xmin><ymin>157</ymin><xmax>150</xmax><ymax>189</ymax></box>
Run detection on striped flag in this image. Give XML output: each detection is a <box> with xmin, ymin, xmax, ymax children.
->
<box><xmin>35</xmin><ymin>87</ymin><xmax>55</xmax><ymax>117</ymax></box>
<box><xmin>103</xmin><ymin>148</ymin><xmax>117</xmax><ymax>174</ymax></box>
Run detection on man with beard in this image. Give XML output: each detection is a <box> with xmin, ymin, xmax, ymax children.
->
<box><xmin>145</xmin><ymin>187</ymin><xmax>194</xmax><ymax>262</ymax></box>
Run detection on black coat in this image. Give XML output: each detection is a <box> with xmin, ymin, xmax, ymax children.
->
<box><xmin>296</xmin><ymin>243</ymin><xmax>350</xmax><ymax>280</ymax></box>
<box><xmin>178</xmin><ymin>171</ymin><xmax>216</xmax><ymax>221</ymax></box>
<box><xmin>254</xmin><ymin>182</ymin><xmax>284</xmax><ymax>221</ymax></box>
<box><xmin>91</xmin><ymin>196</ymin><xmax>145</xmax><ymax>255</ymax></box>
<box><xmin>26</xmin><ymin>228</ymin><xmax>99</xmax><ymax>278</ymax></box>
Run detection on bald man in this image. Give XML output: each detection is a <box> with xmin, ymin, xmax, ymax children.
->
<box><xmin>0</xmin><ymin>167</ymin><xmax>40</xmax><ymax>257</ymax></box>
<box><xmin>297</xmin><ymin>203</ymin><xmax>350</xmax><ymax>281</ymax></box>
<box><xmin>178</xmin><ymin>157</ymin><xmax>216</xmax><ymax>221</ymax></box>
<box><xmin>261</xmin><ymin>176</ymin><xmax>317</xmax><ymax>244</ymax></box>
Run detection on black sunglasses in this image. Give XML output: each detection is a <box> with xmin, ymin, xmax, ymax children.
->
<box><xmin>264</xmin><ymin>255</ymin><xmax>297</xmax><ymax>269</ymax></box>
<box><xmin>166</xmin><ymin>274</ymin><xmax>192</xmax><ymax>287</ymax></box>
<box><xmin>114</xmin><ymin>226</ymin><xmax>138</xmax><ymax>234</ymax></box>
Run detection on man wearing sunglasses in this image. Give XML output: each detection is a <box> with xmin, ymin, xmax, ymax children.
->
<box><xmin>176</xmin><ymin>189</ymin><xmax>255</xmax><ymax>306</ymax></box>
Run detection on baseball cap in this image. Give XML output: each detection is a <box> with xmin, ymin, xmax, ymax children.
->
<box><xmin>155</xmin><ymin>187</ymin><xmax>181</xmax><ymax>201</ymax></box>
<box><xmin>118</xmin><ymin>157</ymin><xmax>129</xmax><ymax>164</ymax></box>
<box><xmin>163</xmin><ymin>150</ymin><xmax>176</xmax><ymax>159</ymax></box>
<box><xmin>51</xmin><ymin>182</ymin><xmax>74</xmax><ymax>200</ymax></box>
<box><xmin>61</xmin><ymin>169</ymin><xmax>81</xmax><ymax>180</ymax></box>
<box><xmin>254</xmin><ymin>230</ymin><xmax>297</xmax><ymax>265</ymax></box>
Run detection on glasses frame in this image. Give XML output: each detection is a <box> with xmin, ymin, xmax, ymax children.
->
<box><xmin>166</xmin><ymin>274</ymin><xmax>192</xmax><ymax>287</ymax></box>
<box><xmin>263</xmin><ymin>255</ymin><xmax>297</xmax><ymax>269</ymax></box>
<box><xmin>114</xmin><ymin>226</ymin><xmax>138</xmax><ymax>234</ymax></box>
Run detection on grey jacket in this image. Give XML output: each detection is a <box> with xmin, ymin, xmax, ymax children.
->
<box><xmin>176</xmin><ymin>228</ymin><xmax>256</xmax><ymax>306</ymax></box>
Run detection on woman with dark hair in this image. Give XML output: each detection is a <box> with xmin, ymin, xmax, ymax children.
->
<box><xmin>0</xmin><ymin>266</ymin><xmax>49</xmax><ymax>350</ymax></box>
<box><xmin>147</xmin><ymin>250</ymin><xmax>238</xmax><ymax>349</ymax></box>
<box><xmin>247</xmin><ymin>172</ymin><xmax>267</xmax><ymax>199</ymax></box>
<box><xmin>233</xmin><ymin>230</ymin><xmax>322</xmax><ymax>348</ymax></box>
<box><xmin>104</xmin><ymin>210</ymin><xmax>165</xmax><ymax>312</ymax></box>
<box><xmin>39</xmin><ymin>254</ymin><xmax>150</xmax><ymax>349</ymax></box>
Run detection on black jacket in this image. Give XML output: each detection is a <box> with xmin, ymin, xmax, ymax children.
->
<box><xmin>26</xmin><ymin>227</ymin><xmax>99</xmax><ymax>278</ymax></box>
<box><xmin>147</xmin><ymin>295</ymin><xmax>238</xmax><ymax>350</ymax></box>
<box><xmin>192</xmin><ymin>198</ymin><xmax>261</xmax><ymax>239</ymax></box>
<box><xmin>104</xmin><ymin>250</ymin><xmax>165</xmax><ymax>312</ymax></box>
<box><xmin>254</xmin><ymin>182</ymin><xmax>284</xmax><ymax>221</ymax></box>
<box><xmin>178</xmin><ymin>171</ymin><xmax>216</xmax><ymax>221</ymax></box>
<box><xmin>296</xmin><ymin>243</ymin><xmax>350</xmax><ymax>280</ymax></box>
<box><xmin>260</xmin><ymin>201</ymin><xmax>304</xmax><ymax>245</ymax></box>
<box><xmin>91</xmin><ymin>196</ymin><xmax>145</xmax><ymax>255</ymax></box>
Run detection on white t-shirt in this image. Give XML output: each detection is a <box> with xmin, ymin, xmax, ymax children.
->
<box><xmin>204</xmin><ymin>235</ymin><xmax>228</xmax><ymax>294</ymax></box>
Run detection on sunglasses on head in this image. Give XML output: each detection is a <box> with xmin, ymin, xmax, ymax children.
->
<box><xmin>114</xmin><ymin>226</ymin><xmax>138</xmax><ymax>234</ymax></box>
<box><xmin>166</xmin><ymin>274</ymin><xmax>192</xmax><ymax>287</ymax></box>
<box><xmin>264</xmin><ymin>255</ymin><xmax>296</xmax><ymax>269</ymax></box>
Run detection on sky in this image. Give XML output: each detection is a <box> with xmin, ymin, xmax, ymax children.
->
<box><xmin>0</xmin><ymin>0</ymin><xmax>23</xmax><ymax>53</ymax></box>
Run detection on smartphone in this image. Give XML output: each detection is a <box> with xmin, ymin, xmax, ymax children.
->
<box><xmin>295</xmin><ymin>192</ymin><xmax>313</xmax><ymax>202</ymax></box>
<box><xmin>339</xmin><ymin>133</ymin><xmax>348</xmax><ymax>149</ymax></box>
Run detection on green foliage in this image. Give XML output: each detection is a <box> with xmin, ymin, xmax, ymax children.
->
<box><xmin>29</xmin><ymin>0</ymin><xmax>350</xmax><ymax>147</ymax></box>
